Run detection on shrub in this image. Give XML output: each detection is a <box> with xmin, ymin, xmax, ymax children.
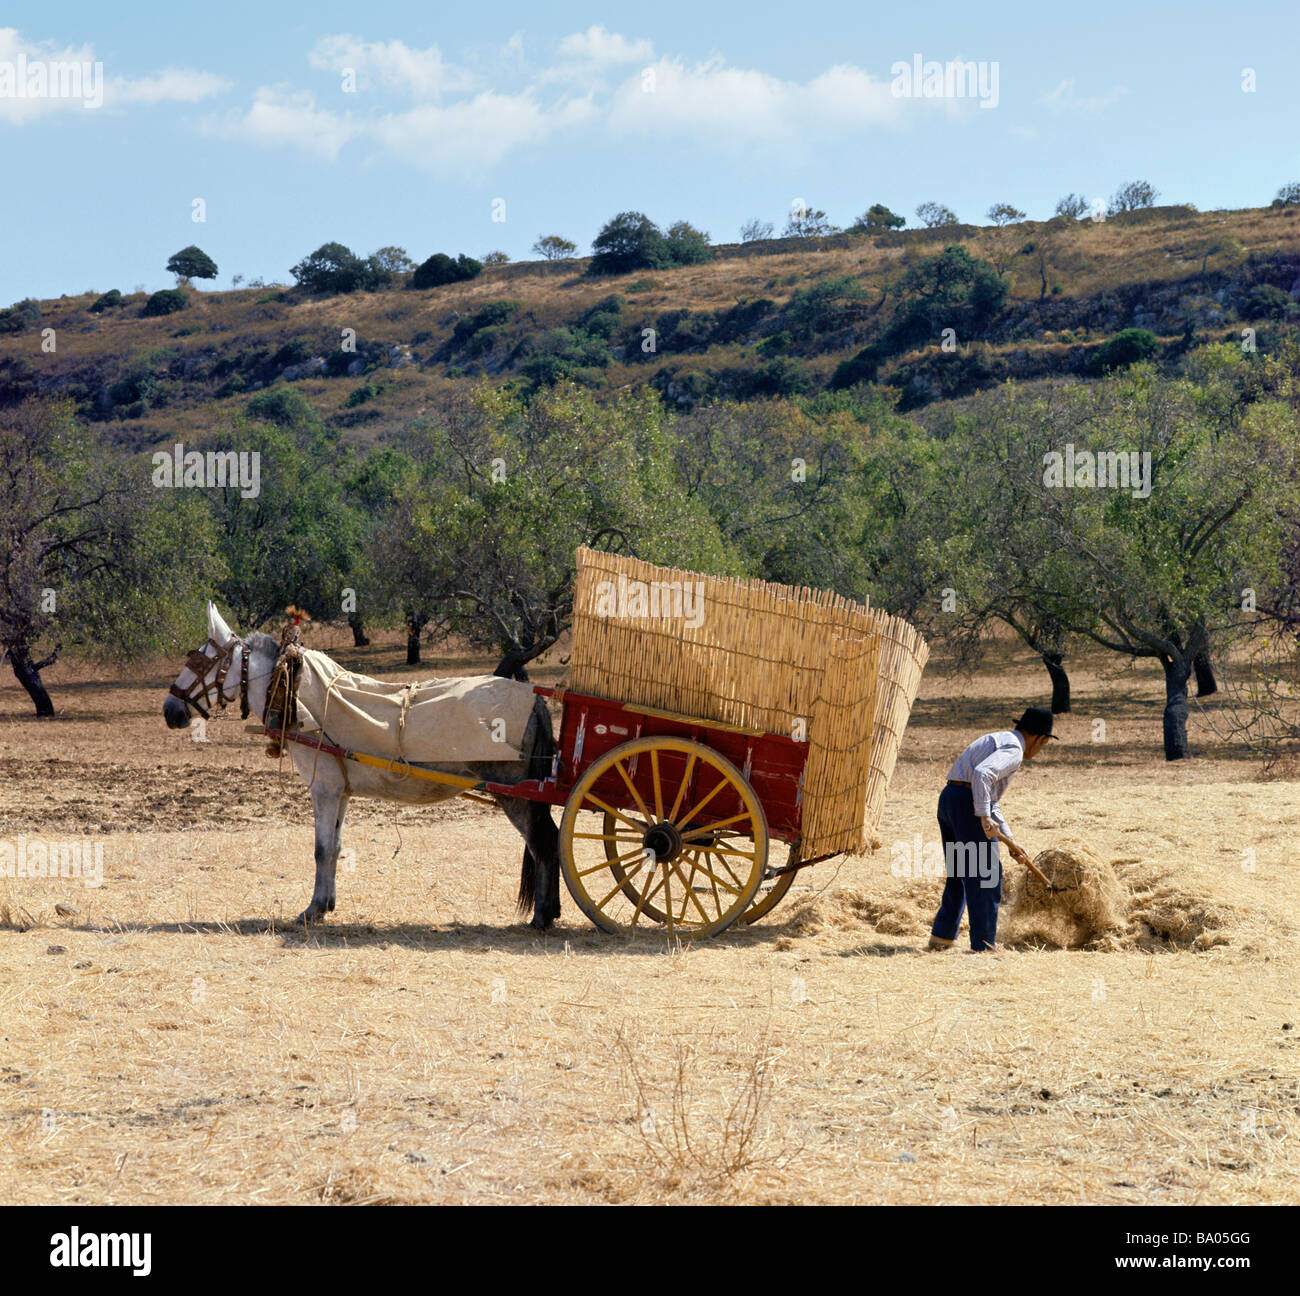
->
<box><xmin>451</xmin><ymin>300</ymin><xmax>521</xmax><ymax>347</ymax></box>
<box><xmin>1054</xmin><ymin>193</ymin><xmax>1090</xmax><ymax>220</ymax></box>
<box><xmin>0</xmin><ymin>298</ymin><xmax>41</xmax><ymax>333</ymax></box>
<box><xmin>291</xmin><ymin>243</ymin><xmax>390</xmax><ymax>294</ymax></box>
<box><xmin>143</xmin><ymin>289</ymin><xmax>188</xmax><ymax>317</ymax></box>
<box><xmin>343</xmin><ymin>380</ymin><xmax>383</xmax><ymax>408</ymax></box>
<box><xmin>1090</xmin><ymin>327</ymin><xmax>1159</xmax><ymax>373</ymax></box>
<box><xmin>89</xmin><ymin>289</ymin><xmax>123</xmax><ymax>313</ymax></box>
<box><xmin>1242</xmin><ymin>284</ymin><xmax>1291</xmax><ymax>320</ymax></box>
<box><xmin>1272</xmin><ymin>182</ymin><xmax>1300</xmax><ymax>207</ymax></box>
<box><xmin>245</xmin><ymin>386</ymin><xmax>319</xmax><ymax>428</ymax></box>
<box><xmin>411</xmin><ymin>252</ymin><xmax>482</xmax><ymax>289</ymax></box>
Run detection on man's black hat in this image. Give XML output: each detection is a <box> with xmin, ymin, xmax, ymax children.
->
<box><xmin>1013</xmin><ymin>706</ymin><xmax>1059</xmax><ymax>739</ymax></box>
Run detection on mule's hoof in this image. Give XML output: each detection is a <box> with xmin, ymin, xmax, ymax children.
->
<box><xmin>529</xmin><ymin>915</ymin><xmax>554</xmax><ymax>932</ymax></box>
<box><xmin>295</xmin><ymin>904</ymin><xmax>329</xmax><ymax>925</ymax></box>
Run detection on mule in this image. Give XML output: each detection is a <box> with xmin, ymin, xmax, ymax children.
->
<box><xmin>162</xmin><ymin>603</ymin><xmax>562</xmax><ymax>929</ymax></box>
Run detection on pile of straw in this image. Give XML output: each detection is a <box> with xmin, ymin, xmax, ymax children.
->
<box><xmin>568</xmin><ymin>548</ymin><xmax>926</xmax><ymax>860</ymax></box>
<box><xmin>1004</xmin><ymin>840</ymin><xmax>1130</xmax><ymax>949</ymax></box>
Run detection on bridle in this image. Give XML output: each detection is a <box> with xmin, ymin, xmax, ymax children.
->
<box><xmin>169</xmin><ymin>635</ymin><xmax>250</xmax><ymax>721</ymax></box>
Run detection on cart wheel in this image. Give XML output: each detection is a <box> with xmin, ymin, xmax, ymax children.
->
<box><xmin>560</xmin><ymin>737</ymin><xmax>767</xmax><ymax>937</ymax></box>
<box><xmin>740</xmin><ymin>851</ymin><xmax>800</xmax><ymax>925</ymax></box>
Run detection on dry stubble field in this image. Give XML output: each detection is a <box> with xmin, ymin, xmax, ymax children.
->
<box><xmin>1</xmin><ymin>631</ymin><xmax>1296</xmax><ymax>1205</ymax></box>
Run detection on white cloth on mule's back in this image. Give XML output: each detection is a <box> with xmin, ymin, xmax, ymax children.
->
<box><xmin>291</xmin><ymin>648</ymin><xmax>537</xmax><ymax>764</ymax></box>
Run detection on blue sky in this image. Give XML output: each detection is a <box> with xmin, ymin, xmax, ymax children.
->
<box><xmin>2</xmin><ymin>0</ymin><xmax>1297</xmax><ymax>303</ymax></box>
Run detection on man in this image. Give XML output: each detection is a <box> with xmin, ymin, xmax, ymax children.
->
<box><xmin>928</xmin><ymin>706</ymin><xmax>1058</xmax><ymax>953</ymax></box>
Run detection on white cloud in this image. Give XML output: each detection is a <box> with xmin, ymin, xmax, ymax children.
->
<box><xmin>204</xmin><ymin>87</ymin><xmax>356</xmax><ymax>161</ymax></box>
<box><xmin>108</xmin><ymin>69</ymin><xmax>233</xmax><ymax>106</ymax></box>
<box><xmin>607</xmin><ymin>56</ymin><xmax>905</xmax><ymax>145</ymax></box>
<box><xmin>1038</xmin><ymin>78</ymin><xmax>1128</xmax><ymax>115</ymax></box>
<box><xmin>308</xmin><ymin>34</ymin><xmax>476</xmax><ymax>99</ymax></box>
<box><xmin>0</xmin><ymin>27</ymin><xmax>228</xmax><ymax>123</ymax></box>
<box><xmin>371</xmin><ymin>91</ymin><xmax>596</xmax><ymax>170</ymax></box>
<box><xmin>557</xmin><ymin>25</ymin><xmax>653</xmax><ymax>66</ymax></box>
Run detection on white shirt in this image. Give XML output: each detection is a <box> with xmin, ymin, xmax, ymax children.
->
<box><xmin>946</xmin><ymin>730</ymin><xmax>1025</xmax><ymax>839</ymax></box>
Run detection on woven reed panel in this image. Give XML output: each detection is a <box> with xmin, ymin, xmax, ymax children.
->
<box><xmin>569</xmin><ymin>547</ymin><xmax>927</xmax><ymax>860</ymax></box>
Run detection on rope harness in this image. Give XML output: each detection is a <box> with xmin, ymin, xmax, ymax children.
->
<box><xmin>168</xmin><ymin>635</ymin><xmax>250</xmax><ymax>721</ymax></box>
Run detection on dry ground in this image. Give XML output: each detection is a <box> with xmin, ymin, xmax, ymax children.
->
<box><xmin>1</xmin><ymin>633</ymin><xmax>1295</xmax><ymax>1204</ymax></box>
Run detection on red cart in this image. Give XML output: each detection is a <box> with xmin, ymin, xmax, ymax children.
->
<box><xmin>493</xmin><ymin>686</ymin><xmax>815</xmax><ymax>937</ymax></box>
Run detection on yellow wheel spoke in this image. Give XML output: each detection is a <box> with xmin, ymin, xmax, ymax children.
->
<box><xmin>680</xmin><ymin>776</ymin><xmax>731</xmax><ymax>828</ymax></box>
<box><xmin>667</xmin><ymin>753</ymin><xmax>696</xmax><ymax>823</ymax></box>
<box><xmin>677</xmin><ymin>848</ymin><xmax>743</xmax><ymax>895</ymax></box>
<box><xmin>708</xmin><ymin>849</ymin><xmax>747</xmax><ymax>892</ymax></box>
<box><xmin>582</xmin><ymin>791</ymin><xmax>645</xmax><ymax>834</ymax></box>
<box><xmin>573</xmin><ymin>830</ymin><xmax>641</xmax><ymax>843</ymax></box>
<box><xmin>631</xmin><ymin>871</ymin><xmax>666</xmax><ymax>926</ymax></box>
<box><xmin>614</xmin><ymin>758</ymin><xmax>653</xmax><ymax>826</ymax></box>
<box><xmin>680</xmin><ymin>810</ymin><xmax>754</xmax><ymax>840</ymax></box>
<box><xmin>710</xmin><ymin>845</ymin><xmax>756</xmax><ymax>860</ymax></box>
<box><xmin>577</xmin><ymin>846</ymin><xmax>648</xmax><ymax>878</ymax></box>
<box><xmin>672</xmin><ymin>861</ymin><xmax>712</xmax><ymax>924</ymax></box>
<box><xmin>650</xmin><ymin>748</ymin><xmax>665</xmax><ymax>821</ymax></box>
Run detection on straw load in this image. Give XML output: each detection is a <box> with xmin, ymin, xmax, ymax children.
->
<box><xmin>567</xmin><ymin>547</ymin><xmax>927</xmax><ymax>861</ymax></box>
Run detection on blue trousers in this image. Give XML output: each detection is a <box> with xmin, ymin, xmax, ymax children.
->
<box><xmin>930</xmin><ymin>782</ymin><xmax>1002</xmax><ymax>951</ymax></box>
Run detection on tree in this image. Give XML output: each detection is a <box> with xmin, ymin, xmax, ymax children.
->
<box><xmin>0</xmin><ymin>400</ymin><xmax>220</xmax><ymax>715</ymax></box>
<box><xmin>739</xmin><ymin>218</ymin><xmax>774</xmax><ymax>242</ymax></box>
<box><xmin>411</xmin><ymin>252</ymin><xmax>483</xmax><ymax>289</ymax></box>
<box><xmin>986</xmin><ymin>203</ymin><xmax>1025</xmax><ymax>227</ymax></box>
<box><xmin>783</xmin><ymin>206</ymin><xmax>839</xmax><ymax>237</ymax></box>
<box><xmin>1109</xmin><ymin>180</ymin><xmax>1159</xmax><ymax>213</ymax></box>
<box><xmin>143</xmin><ymin>289</ymin><xmax>188</xmax><ymax>317</ymax></box>
<box><xmin>1054</xmin><ymin>193</ymin><xmax>1089</xmax><ymax>220</ymax></box>
<box><xmin>291</xmin><ymin>243</ymin><xmax>390</xmax><ymax>294</ymax></box>
<box><xmin>664</xmin><ymin>220</ymin><xmax>713</xmax><ymax>265</ymax></box>
<box><xmin>915</xmin><ymin>201</ymin><xmax>959</xmax><ymax>228</ymax></box>
<box><xmin>589</xmin><ymin>212</ymin><xmax>668</xmax><ymax>275</ymax></box>
<box><xmin>532</xmin><ymin>235</ymin><xmax>577</xmax><ymax>261</ymax></box>
<box><xmin>1272</xmin><ymin>182</ymin><xmax>1300</xmax><ymax>207</ymax></box>
<box><xmin>204</xmin><ymin>417</ymin><xmax>361</xmax><ymax>631</ymax></box>
<box><xmin>916</xmin><ymin>357</ymin><xmax>1300</xmax><ymax>760</ymax></box>
<box><xmin>166</xmin><ymin>245</ymin><xmax>218</xmax><ymax>285</ymax></box>
<box><xmin>985</xmin><ymin>203</ymin><xmax>1027</xmax><ymax>275</ymax></box>
<box><xmin>851</xmin><ymin>204</ymin><xmax>905</xmax><ymax>231</ymax></box>
<box><xmin>369</xmin><ymin>246</ymin><xmax>416</xmax><ymax>273</ymax></box>
<box><xmin>482</xmin><ymin>250</ymin><xmax>511</xmax><ymax>266</ymax></box>
<box><xmin>368</xmin><ymin>383</ymin><xmax>729</xmax><ymax>670</ymax></box>
<box><xmin>832</xmin><ymin>246</ymin><xmax>1008</xmax><ymax>387</ymax></box>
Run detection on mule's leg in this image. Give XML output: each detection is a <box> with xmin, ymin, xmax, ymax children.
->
<box><xmin>498</xmin><ymin>798</ymin><xmax>561</xmax><ymax>930</ymax></box>
<box><xmin>297</xmin><ymin>783</ymin><xmax>348</xmax><ymax>924</ymax></box>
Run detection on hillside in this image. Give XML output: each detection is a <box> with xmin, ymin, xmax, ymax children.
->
<box><xmin>2</xmin><ymin>203</ymin><xmax>1299</xmax><ymax>449</ymax></box>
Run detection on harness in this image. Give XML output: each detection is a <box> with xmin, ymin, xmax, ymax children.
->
<box><xmin>168</xmin><ymin>635</ymin><xmax>251</xmax><ymax>721</ymax></box>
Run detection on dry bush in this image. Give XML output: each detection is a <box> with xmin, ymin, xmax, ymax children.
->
<box><xmin>613</xmin><ymin>1028</ymin><xmax>798</xmax><ymax>1198</ymax></box>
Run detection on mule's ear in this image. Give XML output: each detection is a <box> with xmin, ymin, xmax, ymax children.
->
<box><xmin>207</xmin><ymin>602</ymin><xmax>233</xmax><ymax>643</ymax></box>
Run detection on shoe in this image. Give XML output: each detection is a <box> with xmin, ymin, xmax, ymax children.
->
<box><xmin>927</xmin><ymin>935</ymin><xmax>956</xmax><ymax>951</ymax></box>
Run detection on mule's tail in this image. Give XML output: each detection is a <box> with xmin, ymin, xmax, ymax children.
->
<box><xmin>517</xmin><ymin>845</ymin><xmax>536</xmax><ymax>914</ymax></box>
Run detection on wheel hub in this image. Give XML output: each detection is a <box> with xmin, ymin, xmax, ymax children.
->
<box><xmin>642</xmin><ymin>820</ymin><xmax>684</xmax><ymax>864</ymax></box>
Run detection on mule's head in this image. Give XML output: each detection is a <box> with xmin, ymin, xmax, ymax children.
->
<box><xmin>163</xmin><ymin>602</ymin><xmax>236</xmax><ymax>729</ymax></box>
